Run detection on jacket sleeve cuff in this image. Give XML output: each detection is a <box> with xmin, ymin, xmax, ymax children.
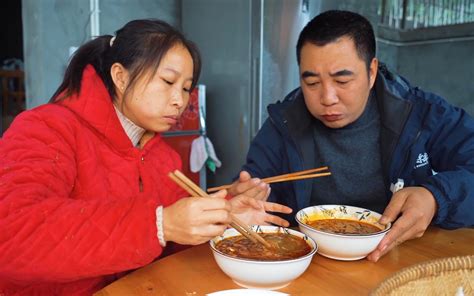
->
<box><xmin>155</xmin><ymin>206</ymin><xmax>167</xmax><ymax>247</ymax></box>
<box><xmin>421</xmin><ymin>183</ymin><xmax>447</xmax><ymax>225</ymax></box>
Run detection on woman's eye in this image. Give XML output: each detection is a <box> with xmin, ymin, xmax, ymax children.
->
<box><xmin>183</xmin><ymin>87</ymin><xmax>191</xmax><ymax>93</ymax></box>
<box><xmin>163</xmin><ymin>79</ymin><xmax>173</xmax><ymax>85</ymax></box>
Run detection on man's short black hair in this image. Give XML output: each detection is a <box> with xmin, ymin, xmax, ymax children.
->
<box><xmin>296</xmin><ymin>10</ymin><xmax>376</xmax><ymax>70</ymax></box>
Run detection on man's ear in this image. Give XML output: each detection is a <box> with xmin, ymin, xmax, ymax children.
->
<box><xmin>110</xmin><ymin>63</ymin><xmax>129</xmax><ymax>94</ymax></box>
<box><xmin>369</xmin><ymin>58</ymin><xmax>378</xmax><ymax>89</ymax></box>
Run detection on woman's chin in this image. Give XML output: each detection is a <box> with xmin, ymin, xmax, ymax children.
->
<box><xmin>152</xmin><ymin>124</ymin><xmax>173</xmax><ymax>133</ymax></box>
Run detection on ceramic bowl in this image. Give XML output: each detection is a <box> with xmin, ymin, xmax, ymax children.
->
<box><xmin>296</xmin><ymin>205</ymin><xmax>391</xmax><ymax>261</ymax></box>
<box><xmin>209</xmin><ymin>225</ymin><xmax>317</xmax><ymax>290</ymax></box>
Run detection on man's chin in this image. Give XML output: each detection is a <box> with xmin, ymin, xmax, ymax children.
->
<box><xmin>321</xmin><ymin>119</ymin><xmax>349</xmax><ymax>129</ymax></box>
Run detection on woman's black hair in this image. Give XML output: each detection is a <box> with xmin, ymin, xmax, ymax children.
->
<box><xmin>296</xmin><ymin>10</ymin><xmax>376</xmax><ymax>71</ymax></box>
<box><xmin>50</xmin><ymin>19</ymin><xmax>201</xmax><ymax>102</ymax></box>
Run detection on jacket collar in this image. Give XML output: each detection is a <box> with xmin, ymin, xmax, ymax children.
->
<box><xmin>57</xmin><ymin>65</ymin><xmax>159</xmax><ymax>154</ymax></box>
<box><xmin>374</xmin><ymin>65</ymin><xmax>413</xmax><ymax>178</ymax></box>
<box><xmin>375</xmin><ymin>64</ymin><xmax>413</xmax><ymax>136</ymax></box>
<box><xmin>267</xmin><ymin>65</ymin><xmax>414</xmax><ymax>187</ymax></box>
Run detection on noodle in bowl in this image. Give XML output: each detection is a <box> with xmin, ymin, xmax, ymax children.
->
<box><xmin>210</xmin><ymin>225</ymin><xmax>317</xmax><ymax>290</ymax></box>
<box><xmin>296</xmin><ymin>205</ymin><xmax>391</xmax><ymax>261</ymax></box>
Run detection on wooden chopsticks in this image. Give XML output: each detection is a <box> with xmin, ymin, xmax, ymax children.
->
<box><xmin>168</xmin><ymin>170</ymin><xmax>272</xmax><ymax>249</ymax></box>
<box><xmin>207</xmin><ymin>166</ymin><xmax>331</xmax><ymax>193</ymax></box>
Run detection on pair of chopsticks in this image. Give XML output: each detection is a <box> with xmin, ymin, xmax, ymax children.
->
<box><xmin>168</xmin><ymin>170</ymin><xmax>272</xmax><ymax>249</ymax></box>
<box><xmin>207</xmin><ymin>166</ymin><xmax>331</xmax><ymax>193</ymax></box>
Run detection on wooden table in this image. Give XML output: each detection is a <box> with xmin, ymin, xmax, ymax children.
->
<box><xmin>96</xmin><ymin>227</ymin><xmax>474</xmax><ymax>295</ymax></box>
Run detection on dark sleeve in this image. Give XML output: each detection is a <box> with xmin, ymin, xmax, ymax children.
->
<box><xmin>420</xmin><ymin>96</ymin><xmax>474</xmax><ymax>229</ymax></box>
<box><xmin>241</xmin><ymin>119</ymin><xmax>298</xmax><ymax>213</ymax></box>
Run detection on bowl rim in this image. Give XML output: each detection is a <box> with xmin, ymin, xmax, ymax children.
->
<box><xmin>209</xmin><ymin>225</ymin><xmax>318</xmax><ymax>263</ymax></box>
<box><xmin>295</xmin><ymin>204</ymin><xmax>392</xmax><ymax>237</ymax></box>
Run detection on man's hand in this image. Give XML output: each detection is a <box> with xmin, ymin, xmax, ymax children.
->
<box><xmin>227</xmin><ymin>171</ymin><xmax>270</xmax><ymax>201</ymax></box>
<box><xmin>367</xmin><ymin>186</ymin><xmax>437</xmax><ymax>262</ymax></box>
<box><xmin>229</xmin><ymin>195</ymin><xmax>293</xmax><ymax>227</ymax></box>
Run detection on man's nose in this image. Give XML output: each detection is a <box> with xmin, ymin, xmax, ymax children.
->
<box><xmin>320</xmin><ymin>83</ymin><xmax>338</xmax><ymax>106</ymax></box>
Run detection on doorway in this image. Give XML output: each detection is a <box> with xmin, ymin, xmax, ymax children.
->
<box><xmin>0</xmin><ymin>0</ymin><xmax>24</xmax><ymax>135</ymax></box>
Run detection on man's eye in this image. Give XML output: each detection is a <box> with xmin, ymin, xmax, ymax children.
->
<box><xmin>336</xmin><ymin>80</ymin><xmax>349</xmax><ymax>85</ymax></box>
<box><xmin>306</xmin><ymin>81</ymin><xmax>320</xmax><ymax>86</ymax></box>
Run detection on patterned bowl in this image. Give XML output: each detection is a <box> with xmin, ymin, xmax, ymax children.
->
<box><xmin>209</xmin><ymin>225</ymin><xmax>317</xmax><ymax>290</ymax></box>
<box><xmin>296</xmin><ymin>205</ymin><xmax>391</xmax><ymax>261</ymax></box>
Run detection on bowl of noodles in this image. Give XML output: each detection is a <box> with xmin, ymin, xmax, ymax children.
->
<box><xmin>209</xmin><ymin>225</ymin><xmax>317</xmax><ymax>290</ymax></box>
<box><xmin>296</xmin><ymin>205</ymin><xmax>391</xmax><ymax>261</ymax></box>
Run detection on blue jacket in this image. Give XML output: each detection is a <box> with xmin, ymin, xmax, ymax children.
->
<box><xmin>242</xmin><ymin>65</ymin><xmax>474</xmax><ymax>229</ymax></box>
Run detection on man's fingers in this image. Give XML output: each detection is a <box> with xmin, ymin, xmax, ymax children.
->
<box><xmin>209</xmin><ymin>189</ymin><xmax>228</xmax><ymax>200</ymax></box>
<box><xmin>263</xmin><ymin>201</ymin><xmax>293</xmax><ymax>214</ymax></box>
<box><xmin>368</xmin><ymin>225</ymin><xmax>418</xmax><ymax>262</ymax></box>
<box><xmin>368</xmin><ymin>211</ymin><xmax>419</xmax><ymax>261</ymax></box>
<box><xmin>378</xmin><ymin>216</ymin><xmax>412</xmax><ymax>251</ymax></box>
<box><xmin>263</xmin><ymin>214</ymin><xmax>290</xmax><ymax>227</ymax></box>
<box><xmin>244</xmin><ymin>196</ymin><xmax>264</xmax><ymax>210</ymax></box>
<box><xmin>236</xmin><ymin>180</ymin><xmax>269</xmax><ymax>200</ymax></box>
<box><xmin>368</xmin><ymin>187</ymin><xmax>435</xmax><ymax>262</ymax></box>
<box><xmin>253</xmin><ymin>184</ymin><xmax>271</xmax><ymax>201</ymax></box>
<box><xmin>265</xmin><ymin>187</ymin><xmax>271</xmax><ymax>200</ymax></box>
<box><xmin>235</xmin><ymin>178</ymin><xmax>266</xmax><ymax>194</ymax></box>
<box><xmin>238</xmin><ymin>171</ymin><xmax>252</xmax><ymax>182</ymax></box>
<box><xmin>380</xmin><ymin>192</ymin><xmax>407</xmax><ymax>224</ymax></box>
<box><xmin>227</xmin><ymin>171</ymin><xmax>256</xmax><ymax>196</ymax></box>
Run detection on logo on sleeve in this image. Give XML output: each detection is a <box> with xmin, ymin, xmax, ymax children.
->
<box><xmin>414</xmin><ymin>152</ymin><xmax>429</xmax><ymax>169</ymax></box>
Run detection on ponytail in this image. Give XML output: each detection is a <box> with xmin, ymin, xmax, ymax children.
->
<box><xmin>49</xmin><ymin>19</ymin><xmax>201</xmax><ymax>104</ymax></box>
<box><xmin>50</xmin><ymin>35</ymin><xmax>113</xmax><ymax>102</ymax></box>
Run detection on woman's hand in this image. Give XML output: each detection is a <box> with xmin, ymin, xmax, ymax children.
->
<box><xmin>162</xmin><ymin>190</ymin><xmax>232</xmax><ymax>245</ymax></box>
<box><xmin>227</xmin><ymin>171</ymin><xmax>270</xmax><ymax>201</ymax></box>
<box><xmin>367</xmin><ymin>186</ymin><xmax>437</xmax><ymax>262</ymax></box>
<box><xmin>229</xmin><ymin>195</ymin><xmax>293</xmax><ymax>227</ymax></box>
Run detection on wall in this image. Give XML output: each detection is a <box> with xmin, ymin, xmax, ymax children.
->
<box><xmin>377</xmin><ymin>24</ymin><xmax>474</xmax><ymax>115</ymax></box>
<box><xmin>22</xmin><ymin>0</ymin><xmax>180</xmax><ymax>108</ymax></box>
<box><xmin>181</xmin><ymin>0</ymin><xmax>254</xmax><ymax>186</ymax></box>
<box><xmin>181</xmin><ymin>0</ymin><xmax>316</xmax><ymax>186</ymax></box>
<box><xmin>260</xmin><ymin>0</ymin><xmax>311</xmax><ymax>124</ymax></box>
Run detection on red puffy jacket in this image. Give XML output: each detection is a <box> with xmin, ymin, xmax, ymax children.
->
<box><xmin>0</xmin><ymin>65</ymin><xmax>187</xmax><ymax>295</ymax></box>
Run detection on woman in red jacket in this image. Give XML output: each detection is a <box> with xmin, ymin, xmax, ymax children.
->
<box><xmin>0</xmin><ymin>19</ymin><xmax>291</xmax><ymax>295</ymax></box>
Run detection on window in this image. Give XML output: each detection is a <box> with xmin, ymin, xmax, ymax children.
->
<box><xmin>379</xmin><ymin>0</ymin><xmax>474</xmax><ymax>29</ymax></box>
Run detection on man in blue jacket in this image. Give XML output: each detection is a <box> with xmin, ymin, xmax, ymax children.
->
<box><xmin>231</xmin><ymin>10</ymin><xmax>474</xmax><ymax>262</ymax></box>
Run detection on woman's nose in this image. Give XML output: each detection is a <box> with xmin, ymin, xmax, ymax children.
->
<box><xmin>171</xmin><ymin>88</ymin><xmax>185</xmax><ymax>108</ymax></box>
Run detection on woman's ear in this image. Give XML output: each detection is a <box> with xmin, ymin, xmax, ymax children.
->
<box><xmin>110</xmin><ymin>63</ymin><xmax>129</xmax><ymax>94</ymax></box>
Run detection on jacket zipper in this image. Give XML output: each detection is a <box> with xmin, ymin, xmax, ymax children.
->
<box><xmin>395</xmin><ymin>129</ymin><xmax>422</xmax><ymax>179</ymax></box>
<box><xmin>139</xmin><ymin>176</ymin><xmax>143</xmax><ymax>192</ymax></box>
<box><xmin>139</xmin><ymin>156</ymin><xmax>144</xmax><ymax>192</ymax></box>
<box><xmin>394</xmin><ymin>106</ymin><xmax>430</xmax><ymax>180</ymax></box>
